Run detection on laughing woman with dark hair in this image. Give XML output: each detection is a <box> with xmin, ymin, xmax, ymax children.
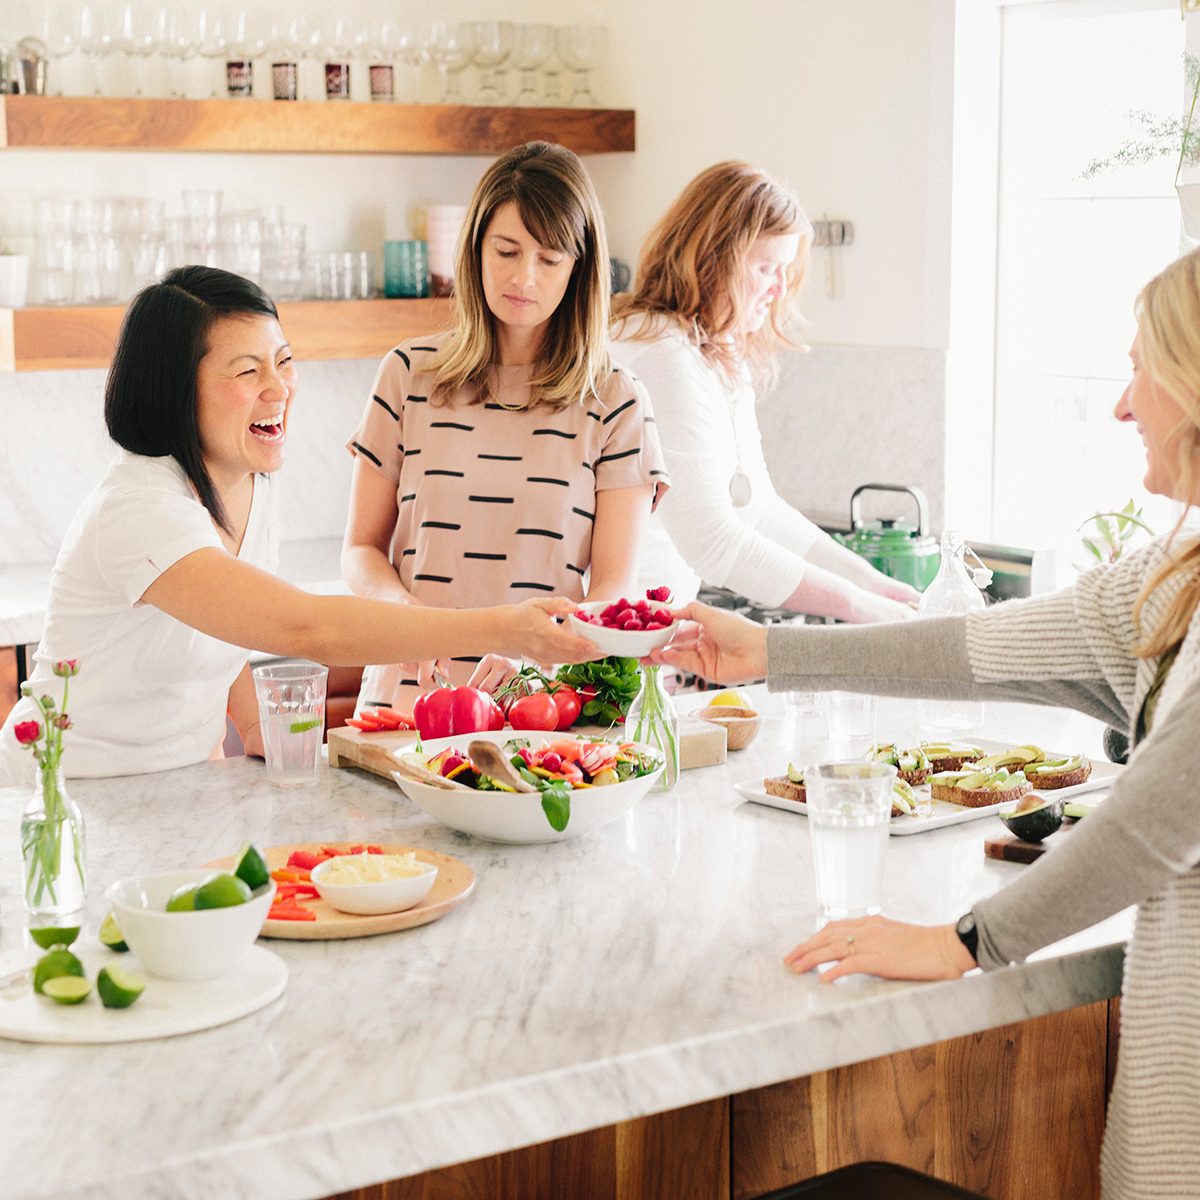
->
<box><xmin>0</xmin><ymin>266</ymin><xmax>596</xmax><ymax>785</ymax></box>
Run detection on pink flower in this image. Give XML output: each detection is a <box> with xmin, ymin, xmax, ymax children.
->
<box><xmin>14</xmin><ymin>720</ymin><xmax>40</xmax><ymax>746</ymax></box>
<box><xmin>52</xmin><ymin>659</ymin><xmax>80</xmax><ymax>678</ymax></box>
<box><xmin>55</xmin><ymin>714</ymin><xmax>72</xmax><ymax>730</ymax></box>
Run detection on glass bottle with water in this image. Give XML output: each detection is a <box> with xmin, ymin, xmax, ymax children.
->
<box><xmin>917</xmin><ymin>530</ymin><xmax>989</xmax><ymax>735</ymax></box>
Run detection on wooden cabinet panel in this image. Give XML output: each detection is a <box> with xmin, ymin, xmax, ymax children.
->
<box><xmin>731</xmin><ymin>1002</ymin><xmax>1109</xmax><ymax>1200</ymax></box>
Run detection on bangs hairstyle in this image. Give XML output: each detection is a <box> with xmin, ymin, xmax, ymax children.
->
<box><xmin>427</xmin><ymin>141</ymin><xmax>611</xmax><ymax>411</ymax></box>
<box><xmin>104</xmin><ymin>265</ymin><xmax>279</xmax><ymax>533</ymax></box>
<box><xmin>612</xmin><ymin>161</ymin><xmax>812</xmax><ymax>388</ymax></box>
<box><xmin>1132</xmin><ymin>248</ymin><xmax>1200</xmax><ymax>659</ymax></box>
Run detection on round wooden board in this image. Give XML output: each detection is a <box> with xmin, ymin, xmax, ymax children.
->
<box><xmin>205</xmin><ymin>842</ymin><xmax>476</xmax><ymax>940</ymax></box>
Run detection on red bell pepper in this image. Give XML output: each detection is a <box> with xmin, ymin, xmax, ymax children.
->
<box><xmin>413</xmin><ymin>683</ymin><xmax>497</xmax><ymax>740</ymax></box>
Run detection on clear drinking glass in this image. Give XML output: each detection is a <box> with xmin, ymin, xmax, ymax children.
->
<box><xmin>78</xmin><ymin>3</ymin><xmax>116</xmax><ymax>96</ymax></box>
<box><xmin>196</xmin><ymin>8</ymin><xmax>227</xmax><ymax>98</ymax></box>
<box><xmin>805</xmin><ymin>761</ymin><xmax>896</xmax><ymax>920</ymax></box>
<box><xmin>253</xmin><ymin>663</ymin><xmax>328</xmax><ymax>788</ymax></box>
<box><xmin>556</xmin><ymin>24</ymin><xmax>607</xmax><ymax>106</ymax></box>
<box><xmin>826</xmin><ymin>691</ymin><xmax>878</xmax><ymax>759</ymax></box>
<box><xmin>426</xmin><ymin>21</ymin><xmax>471</xmax><ymax>102</ymax></box>
<box><xmin>468</xmin><ymin>21</ymin><xmax>513</xmax><ymax>104</ymax></box>
<box><xmin>37</xmin><ymin>7</ymin><xmax>77</xmax><ymax>96</ymax></box>
<box><xmin>116</xmin><ymin>3</ymin><xmax>163</xmax><ymax>97</ymax></box>
<box><xmin>512</xmin><ymin>23</ymin><xmax>554</xmax><ymax>106</ymax></box>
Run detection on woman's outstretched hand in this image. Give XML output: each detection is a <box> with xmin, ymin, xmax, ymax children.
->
<box><xmin>648</xmin><ymin>602</ymin><xmax>768</xmax><ymax>684</ymax></box>
<box><xmin>501</xmin><ymin>598</ymin><xmax>599</xmax><ymax>667</ymax></box>
<box><xmin>784</xmin><ymin>915</ymin><xmax>976</xmax><ymax>983</ymax></box>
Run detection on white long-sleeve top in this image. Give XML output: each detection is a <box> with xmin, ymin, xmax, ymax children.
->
<box><xmin>610</xmin><ymin>326</ymin><xmax>822</xmax><ymax>607</ymax></box>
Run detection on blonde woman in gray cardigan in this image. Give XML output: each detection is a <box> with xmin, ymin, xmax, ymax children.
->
<box><xmin>652</xmin><ymin>247</ymin><xmax>1200</xmax><ymax>1200</ymax></box>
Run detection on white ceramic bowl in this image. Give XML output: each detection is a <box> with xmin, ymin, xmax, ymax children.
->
<box><xmin>567</xmin><ymin>600</ymin><xmax>677</xmax><ymax>658</ymax></box>
<box><xmin>391</xmin><ymin>729</ymin><xmax>664</xmax><ymax>843</ymax></box>
<box><xmin>106</xmin><ymin>869</ymin><xmax>275</xmax><ymax>982</ymax></box>
<box><xmin>310</xmin><ymin>856</ymin><xmax>438</xmax><ymax>915</ymax></box>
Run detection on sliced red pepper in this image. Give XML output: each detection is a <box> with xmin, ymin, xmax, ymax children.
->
<box><xmin>268</xmin><ymin>907</ymin><xmax>317</xmax><ymax>922</ymax></box>
<box><xmin>367</xmin><ymin>844</ymin><xmax>383</xmax><ymax>854</ymax></box>
<box><xmin>345</xmin><ymin>716</ymin><xmax>384</xmax><ymax>732</ymax></box>
<box><xmin>271</xmin><ymin>868</ymin><xmax>305</xmax><ymax>883</ymax></box>
<box><xmin>348</xmin><ymin>844</ymin><xmax>366</xmax><ymax>855</ymax></box>
<box><xmin>286</xmin><ymin>850</ymin><xmax>322</xmax><ymax>871</ymax></box>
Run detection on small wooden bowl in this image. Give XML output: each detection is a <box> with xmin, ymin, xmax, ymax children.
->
<box><xmin>694</xmin><ymin>706</ymin><xmax>763</xmax><ymax>751</ymax></box>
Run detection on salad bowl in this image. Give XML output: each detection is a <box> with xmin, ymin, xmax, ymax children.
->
<box><xmin>389</xmin><ymin>729</ymin><xmax>663</xmax><ymax>843</ymax></box>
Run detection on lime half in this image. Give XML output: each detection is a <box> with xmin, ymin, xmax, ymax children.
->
<box><xmin>29</xmin><ymin>924</ymin><xmax>81</xmax><ymax>950</ymax></box>
<box><xmin>290</xmin><ymin>717</ymin><xmax>321</xmax><ymax>734</ymax></box>
<box><xmin>42</xmin><ymin>976</ymin><xmax>92</xmax><ymax>1005</ymax></box>
<box><xmin>194</xmin><ymin>873</ymin><xmax>252</xmax><ymax>910</ymax></box>
<box><xmin>97</xmin><ymin>966</ymin><xmax>146</xmax><ymax>1009</ymax></box>
<box><xmin>233</xmin><ymin>842</ymin><xmax>271</xmax><ymax>891</ymax></box>
<box><xmin>165</xmin><ymin>882</ymin><xmax>203</xmax><ymax>912</ymax></box>
<box><xmin>99</xmin><ymin>911</ymin><xmax>129</xmax><ymax>952</ymax></box>
<box><xmin>32</xmin><ymin>948</ymin><xmax>84</xmax><ymax>995</ymax></box>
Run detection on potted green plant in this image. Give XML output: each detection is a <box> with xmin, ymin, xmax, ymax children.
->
<box><xmin>1081</xmin><ymin>52</ymin><xmax>1200</xmax><ymax>238</ymax></box>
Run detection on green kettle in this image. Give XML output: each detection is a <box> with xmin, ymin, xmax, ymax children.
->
<box><xmin>837</xmin><ymin>484</ymin><xmax>940</xmax><ymax>591</ymax></box>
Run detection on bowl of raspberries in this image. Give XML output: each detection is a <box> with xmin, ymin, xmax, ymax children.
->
<box><xmin>568</xmin><ymin>587</ymin><xmax>679</xmax><ymax>657</ymax></box>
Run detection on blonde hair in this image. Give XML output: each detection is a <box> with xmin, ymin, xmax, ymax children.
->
<box><xmin>611</xmin><ymin>161</ymin><xmax>812</xmax><ymax>388</ymax></box>
<box><xmin>427</xmin><ymin>141</ymin><xmax>611</xmax><ymax>411</ymax></box>
<box><xmin>1132</xmin><ymin>248</ymin><xmax>1200</xmax><ymax>658</ymax></box>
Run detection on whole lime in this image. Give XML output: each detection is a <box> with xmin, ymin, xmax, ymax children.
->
<box><xmin>194</xmin><ymin>873</ymin><xmax>252</xmax><ymax>910</ymax></box>
<box><xmin>97</xmin><ymin>966</ymin><xmax>146</xmax><ymax>1009</ymax></box>
<box><xmin>32</xmin><ymin>948</ymin><xmax>85</xmax><ymax>995</ymax></box>
<box><xmin>233</xmin><ymin>842</ymin><xmax>270</xmax><ymax>892</ymax></box>
<box><xmin>165</xmin><ymin>883</ymin><xmax>202</xmax><ymax>912</ymax></box>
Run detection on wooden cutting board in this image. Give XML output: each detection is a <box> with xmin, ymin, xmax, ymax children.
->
<box><xmin>984</xmin><ymin>822</ymin><xmax>1077</xmax><ymax>863</ymax></box>
<box><xmin>327</xmin><ymin>716</ymin><xmax>727</xmax><ymax>780</ymax></box>
<box><xmin>205</xmin><ymin>842</ymin><xmax>475</xmax><ymax>940</ymax></box>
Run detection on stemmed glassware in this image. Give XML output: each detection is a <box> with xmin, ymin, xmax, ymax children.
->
<box><xmin>512</xmin><ymin>24</ymin><xmax>554</xmax><ymax>107</ymax></box>
<box><xmin>365</xmin><ymin>16</ymin><xmax>407</xmax><ymax>103</ymax></box>
<box><xmin>223</xmin><ymin>9</ymin><xmax>265</xmax><ymax>99</ymax></box>
<box><xmin>116</xmin><ymin>4</ymin><xmax>164</xmax><ymax>97</ymax></box>
<box><xmin>468</xmin><ymin>21</ymin><xmax>513</xmax><ymax>105</ymax></box>
<box><xmin>37</xmin><ymin>7</ymin><xmax>77</xmax><ymax>96</ymax></box>
<box><xmin>268</xmin><ymin>16</ymin><xmax>305</xmax><ymax>102</ymax></box>
<box><xmin>78</xmin><ymin>3</ymin><xmax>116</xmax><ymax>96</ymax></box>
<box><xmin>196</xmin><ymin>8</ymin><xmax>227</xmax><ymax>99</ymax></box>
<box><xmin>158</xmin><ymin>9</ymin><xmax>198</xmax><ymax>99</ymax></box>
<box><xmin>320</xmin><ymin>14</ymin><xmax>361</xmax><ymax>101</ymax></box>
<box><xmin>556</xmin><ymin>24</ymin><xmax>607</xmax><ymax>107</ymax></box>
<box><xmin>426</xmin><ymin>22</ymin><xmax>471</xmax><ymax>103</ymax></box>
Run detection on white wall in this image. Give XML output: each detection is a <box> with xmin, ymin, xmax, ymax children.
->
<box><xmin>0</xmin><ymin>0</ymin><xmax>959</xmax><ymax>566</ymax></box>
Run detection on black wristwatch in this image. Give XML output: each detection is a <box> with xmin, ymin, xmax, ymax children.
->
<box><xmin>955</xmin><ymin>912</ymin><xmax>979</xmax><ymax>962</ymax></box>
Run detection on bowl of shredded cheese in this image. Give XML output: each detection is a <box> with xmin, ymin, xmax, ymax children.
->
<box><xmin>310</xmin><ymin>851</ymin><xmax>438</xmax><ymax>915</ymax></box>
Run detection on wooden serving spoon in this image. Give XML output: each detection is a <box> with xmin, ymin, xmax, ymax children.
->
<box><xmin>354</xmin><ymin>742</ymin><xmax>474</xmax><ymax>791</ymax></box>
<box><xmin>467</xmin><ymin>740</ymin><xmax>537</xmax><ymax>792</ymax></box>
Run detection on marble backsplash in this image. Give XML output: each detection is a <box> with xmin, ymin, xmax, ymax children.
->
<box><xmin>0</xmin><ymin>344</ymin><xmax>946</xmax><ymax>570</ymax></box>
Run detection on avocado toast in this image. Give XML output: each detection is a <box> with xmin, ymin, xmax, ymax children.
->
<box><xmin>763</xmin><ymin>762</ymin><xmax>806</xmax><ymax>803</ymax></box>
<box><xmin>929</xmin><ymin>766</ymin><xmax>1032</xmax><ymax>808</ymax></box>
<box><xmin>869</xmin><ymin>743</ymin><xmax>932</xmax><ymax>786</ymax></box>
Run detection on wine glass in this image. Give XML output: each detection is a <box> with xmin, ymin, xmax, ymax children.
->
<box><xmin>37</xmin><ymin>7</ymin><xmax>77</xmax><ymax>96</ymax></box>
<box><xmin>365</xmin><ymin>16</ymin><xmax>403</xmax><ymax>103</ymax></box>
<box><xmin>467</xmin><ymin>21</ymin><xmax>513</xmax><ymax>105</ymax></box>
<box><xmin>78</xmin><ymin>3</ymin><xmax>116</xmax><ymax>96</ymax></box>
<box><xmin>223</xmin><ymin>8</ymin><xmax>265</xmax><ymax>99</ymax></box>
<box><xmin>267</xmin><ymin>15</ymin><xmax>304</xmax><ymax>102</ymax></box>
<box><xmin>425</xmin><ymin>21</ymin><xmax>471</xmax><ymax>104</ymax></box>
<box><xmin>320</xmin><ymin>14</ymin><xmax>362</xmax><ymax>101</ymax></box>
<box><xmin>160</xmin><ymin>10</ymin><xmax>201</xmax><ymax>99</ymax></box>
<box><xmin>556</xmin><ymin>24</ymin><xmax>607</xmax><ymax>107</ymax></box>
<box><xmin>196</xmin><ymin>8</ymin><xmax>227</xmax><ymax>99</ymax></box>
<box><xmin>512</xmin><ymin>24</ymin><xmax>554</xmax><ymax>107</ymax></box>
<box><xmin>115</xmin><ymin>4</ymin><xmax>164</xmax><ymax>97</ymax></box>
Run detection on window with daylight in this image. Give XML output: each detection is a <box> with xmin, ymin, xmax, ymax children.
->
<box><xmin>990</xmin><ymin>0</ymin><xmax>1183</xmax><ymax>550</ymax></box>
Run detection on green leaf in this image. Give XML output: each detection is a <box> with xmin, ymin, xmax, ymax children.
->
<box><xmin>539</xmin><ymin>780</ymin><xmax>572</xmax><ymax>831</ymax></box>
<box><xmin>1083</xmin><ymin>538</ymin><xmax>1104</xmax><ymax>562</ymax></box>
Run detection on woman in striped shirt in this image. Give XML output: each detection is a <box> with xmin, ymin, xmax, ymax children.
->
<box><xmin>344</xmin><ymin>142</ymin><xmax>666</xmax><ymax>710</ymax></box>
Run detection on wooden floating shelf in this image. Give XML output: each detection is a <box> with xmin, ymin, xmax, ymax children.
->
<box><xmin>0</xmin><ymin>95</ymin><xmax>635</xmax><ymax>155</ymax></box>
<box><xmin>0</xmin><ymin>298</ymin><xmax>454</xmax><ymax>372</ymax></box>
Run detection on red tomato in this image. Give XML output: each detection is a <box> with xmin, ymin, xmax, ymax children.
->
<box><xmin>488</xmin><ymin>698</ymin><xmax>505</xmax><ymax>730</ymax></box>
<box><xmin>550</xmin><ymin>685</ymin><xmax>582</xmax><ymax>731</ymax></box>
<box><xmin>508</xmin><ymin>692</ymin><xmax>560</xmax><ymax>730</ymax></box>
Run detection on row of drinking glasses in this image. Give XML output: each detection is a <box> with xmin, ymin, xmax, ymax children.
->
<box><xmin>13</xmin><ymin>7</ymin><xmax>608</xmax><ymax>106</ymax></box>
<box><xmin>29</xmin><ymin>192</ymin><xmax>312</xmax><ymax>306</ymax></box>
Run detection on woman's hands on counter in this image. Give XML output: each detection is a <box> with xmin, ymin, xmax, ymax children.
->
<box><xmin>649</xmin><ymin>602</ymin><xmax>768</xmax><ymax>684</ymax></box>
<box><xmin>785</xmin><ymin>915</ymin><xmax>976</xmax><ymax>983</ymax></box>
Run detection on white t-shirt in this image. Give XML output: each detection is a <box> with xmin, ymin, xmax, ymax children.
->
<box><xmin>0</xmin><ymin>453</ymin><xmax>277</xmax><ymax>785</ymax></box>
<box><xmin>610</xmin><ymin>326</ymin><xmax>823</xmax><ymax>607</ymax></box>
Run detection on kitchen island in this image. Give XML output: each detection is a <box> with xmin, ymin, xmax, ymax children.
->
<box><xmin>0</xmin><ymin>689</ymin><xmax>1128</xmax><ymax>1200</ymax></box>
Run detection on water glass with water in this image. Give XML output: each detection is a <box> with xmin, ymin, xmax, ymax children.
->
<box><xmin>252</xmin><ymin>662</ymin><xmax>328</xmax><ymax>787</ymax></box>
<box><xmin>805</xmin><ymin>761</ymin><xmax>896</xmax><ymax>920</ymax></box>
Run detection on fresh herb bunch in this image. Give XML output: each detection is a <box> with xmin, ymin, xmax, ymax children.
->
<box><xmin>1079</xmin><ymin>500</ymin><xmax>1155</xmax><ymax>565</ymax></box>
<box><xmin>555</xmin><ymin>656</ymin><xmax>641</xmax><ymax>725</ymax></box>
<box><xmin>1080</xmin><ymin>53</ymin><xmax>1200</xmax><ymax>181</ymax></box>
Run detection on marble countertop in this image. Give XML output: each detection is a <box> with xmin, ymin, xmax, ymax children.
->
<box><xmin>0</xmin><ymin>689</ymin><xmax>1129</xmax><ymax>1200</ymax></box>
<box><xmin>0</xmin><ymin>538</ymin><xmax>347</xmax><ymax>649</ymax></box>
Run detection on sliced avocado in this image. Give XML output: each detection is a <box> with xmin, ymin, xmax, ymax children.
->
<box><xmin>1027</xmin><ymin>755</ymin><xmax>1085</xmax><ymax>777</ymax></box>
<box><xmin>999</xmin><ymin>794</ymin><xmax>1064</xmax><ymax>842</ymax></box>
<box><xmin>786</xmin><ymin>761</ymin><xmax>804</xmax><ymax>784</ymax></box>
<box><xmin>868</xmin><ymin>743</ymin><xmax>899</xmax><ymax>766</ymax></box>
<box><xmin>891</xmin><ymin>777</ymin><xmax>917</xmax><ymax>816</ymax></box>
<box><xmin>1064</xmin><ymin>799</ymin><xmax>1103</xmax><ymax>820</ymax></box>
<box><xmin>954</xmin><ymin>768</ymin><xmax>995</xmax><ymax>790</ymax></box>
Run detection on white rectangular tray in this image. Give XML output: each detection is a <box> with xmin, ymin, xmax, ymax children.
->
<box><xmin>737</xmin><ymin>743</ymin><xmax>1123</xmax><ymax>836</ymax></box>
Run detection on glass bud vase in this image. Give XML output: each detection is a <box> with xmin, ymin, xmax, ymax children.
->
<box><xmin>20</xmin><ymin>764</ymin><xmax>87</xmax><ymax>917</ymax></box>
<box><xmin>627</xmin><ymin>665</ymin><xmax>680</xmax><ymax>790</ymax></box>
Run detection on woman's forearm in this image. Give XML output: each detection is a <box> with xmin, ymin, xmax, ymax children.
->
<box><xmin>341</xmin><ymin>543</ymin><xmax>417</xmax><ymax>605</ymax></box>
<box><xmin>780</xmin><ymin>564</ymin><xmax>916</xmax><ymax>624</ymax></box>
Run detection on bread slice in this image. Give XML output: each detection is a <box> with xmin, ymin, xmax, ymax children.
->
<box><xmin>1024</xmin><ymin>761</ymin><xmax>1092</xmax><ymax>790</ymax></box>
<box><xmin>919</xmin><ymin>743</ymin><xmax>984</xmax><ymax>773</ymax></box>
<box><xmin>898</xmin><ymin>766</ymin><xmax>931</xmax><ymax>787</ymax></box>
<box><xmin>930</xmin><ymin>777</ymin><xmax>1031</xmax><ymax>808</ymax></box>
<box><xmin>763</xmin><ymin>775</ymin><xmax>806</xmax><ymax>804</ymax></box>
